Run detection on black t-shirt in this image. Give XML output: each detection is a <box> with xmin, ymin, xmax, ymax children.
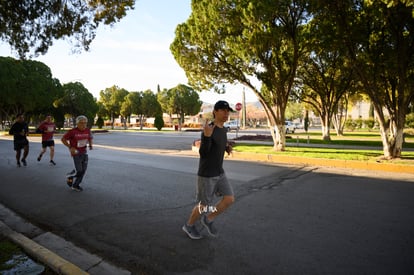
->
<box><xmin>197</xmin><ymin>126</ymin><xmax>227</xmax><ymax>177</ymax></box>
<box><xmin>9</xmin><ymin>122</ymin><xmax>29</xmax><ymax>142</ymax></box>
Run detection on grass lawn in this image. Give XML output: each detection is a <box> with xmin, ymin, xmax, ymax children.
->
<box><xmin>0</xmin><ymin>236</ymin><xmax>56</xmax><ymax>274</ymax></box>
<box><xmin>233</xmin><ymin>129</ymin><xmax>414</xmax><ymax>165</ymax></box>
<box><xmin>0</xmin><ymin>236</ymin><xmax>21</xmax><ymax>271</ymax></box>
<box><xmin>0</xmin><ymin>235</ymin><xmax>57</xmax><ymax>275</ymax></box>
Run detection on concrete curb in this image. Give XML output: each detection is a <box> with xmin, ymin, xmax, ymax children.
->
<box><xmin>0</xmin><ymin>221</ymin><xmax>88</xmax><ymax>275</ymax></box>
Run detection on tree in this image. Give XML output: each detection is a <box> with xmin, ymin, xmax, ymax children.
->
<box><xmin>332</xmin><ymin>94</ymin><xmax>350</xmax><ymax>136</ymax></box>
<box><xmin>285</xmin><ymin>101</ymin><xmax>304</xmax><ymax>121</ymax></box>
<box><xmin>0</xmin><ymin>56</ymin><xmax>62</xmax><ymax>124</ymax></box>
<box><xmin>96</xmin><ymin>117</ymin><xmax>104</xmax><ymax>129</ymax></box>
<box><xmin>96</xmin><ymin>101</ymin><xmax>108</xmax><ymax>128</ymax></box>
<box><xmin>54</xmin><ymin>81</ymin><xmax>98</xmax><ymax>127</ymax></box>
<box><xmin>158</xmin><ymin>84</ymin><xmax>201</xmax><ymax>130</ymax></box>
<box><xmin>318</xmin><ymin>0</ymin><xmax>414</xmax><ymax>158</ymax></box>
<box><xmin>157</xmin><ymin>88</ymin><xmax>172</xmax><ymax>122</ymax></box>
<box><xmin>304</xmin><ymin>110</ymin><xmax>309</xmax><ymax>132</ymax></box>
<box><xmin>99</xmin><ymin>85</ymin><xmax>129</xmax><ymax>129</ymax></box>
<box><xmin>0</xmin><ymin>57</ymin><xmax>24</xmax><ymax>123</ymax></box>
<box><xmin>245</xmin><ymin>103</ymin><xmax>267</xmax><ymax>128</ymax></box>
<box><xmin>21</xmin><ymin>59</ymin><xmax>64</xmax><ymax>117</ymax></box>
<box><xmin>0</xmin><ymin>0</ymin><xmax>135</xmax><ymax>58</ymax></box>
<box><xmin>121</xmin><ymin>91</ymin><xmax>142</xmax><ymax>129</ymax></box>
<box><xmin>154</xmin><ymin>114</ymin><xmax>164</xmax><ymax>130</ymax></box>
<box><xmin>171</xmin><ymin>0</ymin><xmax>308</xmax><ymax>150</ymax></box>
<box><xmin>293</xmin><ymin>4</ymin><xmax>359</xmax><ymax>140</ymax></box>
<box><xmin>298</xmin><ymin>51</ymin><xmax>355</xmax><ymax>140</ymax></box>
<box><xmin>139</xmin><ymin>90</ymin><xmax>162</xmax><ymax>130</ymax></box>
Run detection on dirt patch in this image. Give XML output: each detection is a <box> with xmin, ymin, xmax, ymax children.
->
<box><xmin>233</xmin><ymin>135</ymin><xmax>273</xmax><ymax>141</ymax></box>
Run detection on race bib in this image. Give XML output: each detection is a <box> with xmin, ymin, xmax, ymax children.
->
<box><xmin>47</xmin><ymin>126</ymin><xmax>54</xmax><ymax>132</ymax></box>
<box><xmin>77</xmin><ymin>139</ymin><xmax>88</xmax><ymax>147</ymax></box>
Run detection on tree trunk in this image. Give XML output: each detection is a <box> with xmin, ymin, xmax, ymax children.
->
<box><xmin>248</xmin><ymin>89</ymin><xmax>288</xmax><ymax>152</ymax></box>
<box><xmin>271</xmin><ymin>124</ymin><xmax>286</xmax><ymax>151</ymax></box>
<box><xmin>321</xmin><ymin>125</ymin><xmax>331</xmax><ymax>141</ymax></box>
<box><xmin>320</xmin><ymin>114</ymin><xmax>331</xmax><ymax>141</ymax></box>
<box><xmin>378</xmin><ymin>118</ymin><xmax>404</xmax><ymax>159</ymax></box>
<box><xmin>139</xmin><ymin>115</ymin><xmax>143</xmax><ymax>130</ymax></box>
<box><xmin>178</xmin><ymin>112</ymin><xmax>185</xmax><ymax>131</ymax></box>
<box><xmin>332</xmin><ymin>100</ymin><xmax>348</xmax><ymax>136</ymax></box>
<box><xmin>332</xmin><ymin>118</ymin><xmax>344</xmax><ymax>136</ymax></box>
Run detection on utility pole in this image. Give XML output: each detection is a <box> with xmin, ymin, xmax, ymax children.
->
<box><xmin>242</xmin><ymin>87</ymin><xmax>246</xmax><ymax>129</ymax></box>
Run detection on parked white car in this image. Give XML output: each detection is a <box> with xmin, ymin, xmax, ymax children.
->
<box><xmin>274</xmin><ymin>121</ymin><xmax>296</xmax><ymax>134</ymax></box>
<box><xmin>285</xmin><ymin>121</ymin><xmax>296</xmax><ymax>134</ymax></box>
<box><xmin>224</xmin><ymin>120</ymin><xmax>240</xmax><ymax>131</ymax></box>
<box><xmin>293</xmin><ymin>122</ymin><xmax>303</xmax><ymax>129</ymax></box>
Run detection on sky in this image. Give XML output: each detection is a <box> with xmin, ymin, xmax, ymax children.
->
<box><xmin>0</xmin><ymin>0</ymin><xmax>257</xmax><ymax>106</ymax></box>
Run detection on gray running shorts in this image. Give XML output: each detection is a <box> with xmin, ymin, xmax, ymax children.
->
<box><xmin>196</xmin><ymin>173</ymin><xmax>234</xmax><ymax>206</ymax></box>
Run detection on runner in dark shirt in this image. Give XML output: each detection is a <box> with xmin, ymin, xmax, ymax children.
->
<box><xmin>9</xmin><ymin>114</ymin><xmax>29</xmax><ymax>167</ymax></box>
<box><xmin>182</xmin><ymin>100</ymin><xmax>235</xmax><ymax>239</ymax></box>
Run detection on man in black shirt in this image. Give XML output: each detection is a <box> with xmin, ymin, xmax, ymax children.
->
<box><xmin>9</xmin><ymin>114</ymin><xmax>29</xmax><ymax>167</ymax></box>
<box><xmin>182</xmin><ymin>100</ymin><xmax>235</xmax><ymax>239</ymax></box>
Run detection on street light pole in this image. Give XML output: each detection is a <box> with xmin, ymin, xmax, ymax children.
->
<box><xmin>242</xmin><ymin>87</ymin><xmax>246</xmax><ymax>129</ymax></box>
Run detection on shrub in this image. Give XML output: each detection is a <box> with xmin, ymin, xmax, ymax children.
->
<box><xmin>344</xmin><ymin>119</ymin><xmax>356</xmax><ymax>131</ymax></box>
<box><xmin>96</xmin><ymin>117</ymin><xmax>104</xmax><ymax>129</ymax></box>
<box><xmin>355</xmin><ymin>118</ymin><xmax>363</xmax><ymax>129</ymax></box>
<box><xmin>364</xmin><ymin>118</ymin><xmax>375</xmax><ymax>130</ymax></box>
<box><xmin>154</xmin><ymin>115</ymin><xmax>164</xmax><ymax>130</ymax></box>
<box><xmin>406</xmin><ymin>113</ymin><xmax>414</xmax><ymax>128</ymax></box>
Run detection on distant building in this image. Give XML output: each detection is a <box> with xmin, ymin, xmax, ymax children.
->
<box><xmin>106</xmin><ymin>100</ymin><xmax>378</xmax><ymax>129</ymax></box>
<box><xmin>349</xmin><ymin>101</ymin><xmax>371</xmax><ymax>119</ymax></box>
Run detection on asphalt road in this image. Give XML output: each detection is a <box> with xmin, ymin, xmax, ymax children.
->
<box><xmin>1</xmin><ymin>131</ymin><xmax>414</xmax><ymax>275</ymax></box>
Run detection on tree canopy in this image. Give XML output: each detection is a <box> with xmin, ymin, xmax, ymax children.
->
<box><xmin>121</xmin><ymin>91</ymin><xmax>142</xmax><ymax>127</ymax></box>
<box><xmin>171</xmin><ymin>0</ymin><xmax>414</xmax><ymax>158</ymax></box>
<box><xmin>99</xmin><ymin>85</ymin><xmax>129</xmax><ymax>129</ymax></box>
<box><xmin>171</xmin><ymin>0</ymin><xmax>308</xmax><ymax>149</ymax></box>
<box><xmin>311</xmin><ymin>0</ymin><xmax>414</xmax><ymax>158</ymax></box>
<box><xmin>0</xmin><ymin>56</ymin><xmax>62</xmax><ymax>123</ymax></box>
<box><xmin>157</xmin><ymin>84</ymin><xmax>201</xmax><ymax>129</ymax></box>
<box><xmin>54</xmin><ymin>81</ymin><xmax>98</xmax><ymax>127</ymax></box>
<box><xmin>0</xmin><ymin>0</ymin><xmax>135</xmax><ymax>58</ymax></box>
